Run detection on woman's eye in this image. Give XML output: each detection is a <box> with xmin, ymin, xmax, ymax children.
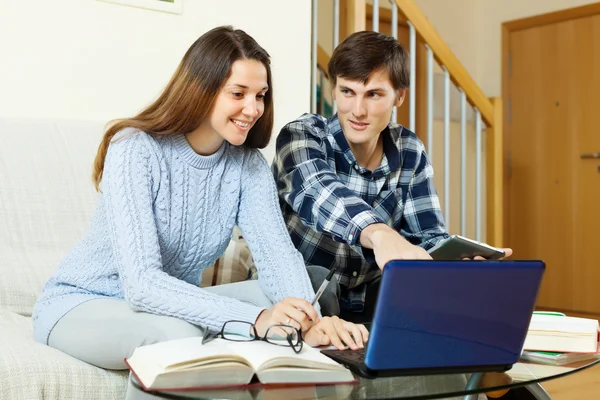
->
<box><xmin>257</xmin><ymin>94</ymin><xmax>266</xmax><ymax>100</ymax></box>
<box><xmin>232</xmin><ymin>92</ymin><xmax>244</xmax><ymax>98</ymax></box>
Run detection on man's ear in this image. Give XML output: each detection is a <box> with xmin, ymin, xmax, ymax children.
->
<box><xmin>395</xmin><ymin>89</ymin><xmax>406</xmax><ymax>108</ymax></box>
<box><xmin>331</xmin><ymin>85</ymin><xmax>337</xmax><ymax>101</ymax></box>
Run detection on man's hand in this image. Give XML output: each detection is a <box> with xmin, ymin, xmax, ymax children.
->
<box><xmin>254</xmin><ymin>297</ymin><xmax>319</xmax><ymax>337</ymax></box>
<box><xmin>303</xmin><ymin>316</ymin><xmax>369</xmax><ymax>350</ymax></box>
<box><xmin>498</xmin><ymin>248</ymin><xmax>513</xmax><ymax>258</ymax></box>
<box><xmin>360</xmin><ymin>223</ymin><xmax>432</xmax><ymax>269</ymax></box>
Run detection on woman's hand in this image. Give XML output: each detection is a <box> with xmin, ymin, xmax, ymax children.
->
<box><xmin>303</xmin><ymin>316</ymin><xmax>369</xmax><ymax>350</ymax></box>
<box><xmin>254</xmin><ymin>297</ymin><xmax>319</xmax><ymax>337</ymax></box>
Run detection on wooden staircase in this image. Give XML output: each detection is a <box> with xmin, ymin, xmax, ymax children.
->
<box><xmin>315</xmin><ymin>0</ymin><xmax>504</xmax><ymax>246</ymax></box>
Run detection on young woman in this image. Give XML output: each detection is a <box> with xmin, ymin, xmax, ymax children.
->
<box><xmin>32</xmin><ymin>26</ymin><xmax>368</xmax><ymax>371</ymax></box>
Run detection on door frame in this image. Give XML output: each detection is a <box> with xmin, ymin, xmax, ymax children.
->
<box><xmin>501</xmin><ymin>2</ymin><xmax>600</xmax><ymax>246</ymax></box>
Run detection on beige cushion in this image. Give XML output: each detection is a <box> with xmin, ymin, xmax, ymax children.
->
<box><xmin>201</xmin><ymin>226</ymin><xmax>257</xmax><ymax>287</ymax></box>
<box><xmin>0</xmin><ymin>310</ymin><xmax>128</xmax><ymax>399</ymax></box>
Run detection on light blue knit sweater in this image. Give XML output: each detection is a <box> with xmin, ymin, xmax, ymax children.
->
<box><xmin>32</xmin><ymin>130</ymin><xmax>316</xmax><ymax>345</ymax></box>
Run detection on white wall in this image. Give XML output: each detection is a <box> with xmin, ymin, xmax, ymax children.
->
<box><xmin>413</xmin><ymin>0</ymin><xmax>480</xmax><ymax>87</ymax></box>
<box><xmin>413</xmin><ymin>0</ymin><xmax>598</xmax><ymax>97</ymax></box>
<box><xmin>0</xmin><ymin>0</ymin><xmax>312</xmax><ymax>161</ymax></box>
<box><xmin>318</xmin><ymin>0</ymin><xmax>479</xmax><ymax>80</ymax></box>
<box><xmin>476</xmin><ymin>0</ymin><xmax>598</xmax><ymax>96</ymax></box>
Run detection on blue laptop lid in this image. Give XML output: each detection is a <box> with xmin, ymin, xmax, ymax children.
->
<box><xmin>365</xmin><ymin>260</ymin><xmax>545</xmax><ymax>371</ymax></box>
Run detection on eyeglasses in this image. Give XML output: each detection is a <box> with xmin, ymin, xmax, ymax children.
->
<box><xmin>201</xmin><ymin>320</ymin><xmax>303</xmax><ymax>354</ymax></box>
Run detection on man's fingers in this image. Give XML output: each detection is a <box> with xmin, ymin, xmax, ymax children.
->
<box><xmin>501</xmin><ymin>248</ymin><xmax>513</xmax><ymax>258</ymax></box>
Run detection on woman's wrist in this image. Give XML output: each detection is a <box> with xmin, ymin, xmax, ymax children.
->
<box><xmin>254</xmin><ymin>309</ymin><xmax>267</xmax><ymax>329</ymax></box>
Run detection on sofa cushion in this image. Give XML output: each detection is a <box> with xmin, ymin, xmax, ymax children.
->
<box><xmin>0</xmin><ymin>310</ymin><xmax>128</xmax><ymax>399</ymax></box>
<box><xmin>0</xmin><ymin>119</ymin><xmax>257</xmax><ymax>317</ymax></box>
<box><xmin>0</xmin><ymin>119</ymin><xmax>104</xmax><ymax>316</ymax></box>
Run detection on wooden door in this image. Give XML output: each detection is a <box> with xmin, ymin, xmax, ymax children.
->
<box><xmin>507</xmin><ymin>12</ymin><xmax>600</xmax><ymax>316</ymax></box>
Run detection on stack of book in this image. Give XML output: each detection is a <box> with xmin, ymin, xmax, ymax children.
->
<box><xmin>521</xmin><ymin>312</ymin><xmax>600</xmax><ymax>366</ymax></box>
<box><xmin>521</xmin><ymin>350</ymin><xmax>600</xmax><ymax>366</ymax></box>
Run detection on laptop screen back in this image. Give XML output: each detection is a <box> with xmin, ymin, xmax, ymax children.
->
<box><xmin>366</xmin><ymin>260</ymin><xmax>545</xmax><ymax>371</ymax></box>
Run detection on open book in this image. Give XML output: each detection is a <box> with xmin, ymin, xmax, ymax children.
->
<box><xmin>125</xmin><ymin>337</ymin><xmax>355</xmax><ymax>391</ymax></box>
<box><xmin>523</xmin><ymin>314</ymin><xmax>600</xmax><ymax>353</ymax></box>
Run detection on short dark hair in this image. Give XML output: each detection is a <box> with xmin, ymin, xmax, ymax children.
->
<box><xmin>327</xmin><ymin>30</ymin><xmax>410</xmax><ymax>91</ymax></box>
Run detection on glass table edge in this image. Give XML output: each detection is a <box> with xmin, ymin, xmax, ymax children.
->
<box><xmin>130</xmin><ymin>358</ymin><xmax>600</xmax><ymax>400</ymax></box>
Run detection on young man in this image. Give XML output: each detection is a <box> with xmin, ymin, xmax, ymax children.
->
<box><xmin>272</xmin><ymin>31</ymin><xmax>509</xmax><ymax>322</ymax></box>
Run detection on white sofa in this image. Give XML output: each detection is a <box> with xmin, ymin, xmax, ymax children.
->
<box><xmin>0</xmin><ymin>119</ymin><xmax>255</xmax><ymax>399</ymax></box>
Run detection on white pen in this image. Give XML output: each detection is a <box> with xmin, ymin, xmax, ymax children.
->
<box><xmin>310</xmin><ymin>267</ymin><xmax>337</xmax><ymax>307</ymax></box>
<box><xmin>289</xmin><ymin>268</ymin><xmax>337</xmax><ymax>325</ymax></box>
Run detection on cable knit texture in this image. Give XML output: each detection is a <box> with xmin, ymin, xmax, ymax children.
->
<box><xmin>32</xmin><ymin>130</ymin><xmax>316</xmax><ymax>344</ymax></box>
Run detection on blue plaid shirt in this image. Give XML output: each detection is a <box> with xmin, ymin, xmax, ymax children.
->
<box><xmin>272</xmin><ymin>114</ymin><xmax>449</xmax><ymax>311</ymax></box>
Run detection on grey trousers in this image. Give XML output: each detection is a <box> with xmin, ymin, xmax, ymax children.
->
<box><xmin>48</xmin><ymin>280</ymin><xmax>280</xmax><ymax>400</ymax></box>
<box><xmin>48</xmin><ymin>279</ymin><xmax>275</xmax><ymax>370</ymax></box>
<box><xmin>49</xmin><ymin>266</ymin><xmax>336</xmax><ymax>370</ymax></box>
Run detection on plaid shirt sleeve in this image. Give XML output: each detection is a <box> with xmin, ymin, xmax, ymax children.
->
<box><xmin>274</xmin><ymin>118</ymin><xmax>385</xmax><ymax>255</ymax></box>
<box><xmin>398</xmin><ymin>141</ymin><xmax>449</xmax><ymax>250</ymax></box>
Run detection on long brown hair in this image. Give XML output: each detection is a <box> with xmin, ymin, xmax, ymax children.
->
<box><xmin>92</xmin><ymin>25</ymin><xmax>274</xmax><ymax>191</ymax></box>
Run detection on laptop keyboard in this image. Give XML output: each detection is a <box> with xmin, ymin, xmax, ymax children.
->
<box><xmin>325</xmin><ymin>347</ymin><xmax>366</xmax><ymax>363</ymax></box>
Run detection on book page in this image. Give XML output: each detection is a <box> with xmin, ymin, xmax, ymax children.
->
<box><xmin>257</xmin><ymin>366</ymin><xmax>354</xmax><ymax>384</ymax></box>
<box><xmin>225</xmin><ymin>341</ymin><xmax>345</xmax><ymax>372</ymax></box>
<box><xmin>529</xmin><ymin>315</ymin><xmax>600</xmax><ymax>335</ymax></box>
<box><xmin>132</xmin><ymin>337</ymin><xmax>250</xmax><ymax>370</ymax></box>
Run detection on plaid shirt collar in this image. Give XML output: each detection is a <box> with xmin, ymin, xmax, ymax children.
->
<box><xmin>328</xmin><ymin>114</ymin><xmax>401</xmax><ymax>176</ymax></box>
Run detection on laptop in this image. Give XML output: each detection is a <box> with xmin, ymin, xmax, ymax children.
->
<box><xmin>321</xmin><ymin>259</ymin><xmax>545</xmax><ymax>378</ymax></box>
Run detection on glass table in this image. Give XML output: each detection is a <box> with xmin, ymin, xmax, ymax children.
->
<box><xmin>130</xmin><ymin>357</ymin><xmax>600</xmax><ymax>399</ymax></box>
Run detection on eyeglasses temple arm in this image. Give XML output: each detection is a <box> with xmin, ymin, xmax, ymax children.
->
<box><xmin>202</xmin><ymin>327</ymin><xmax>218</xmax><ymax>345</ymax></box>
